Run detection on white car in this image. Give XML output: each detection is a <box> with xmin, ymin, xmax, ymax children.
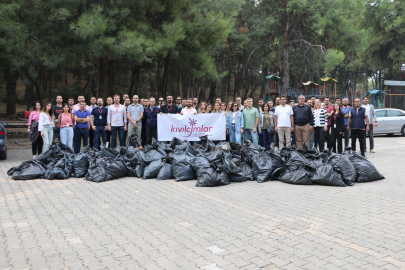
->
<box><xmin>374</xmin><ymin>108</ymin><xmax>405</xmax><ymax>136</ymax></box>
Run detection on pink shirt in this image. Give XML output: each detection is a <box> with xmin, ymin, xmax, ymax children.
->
<box><xmin>28</xmin><ymin>111</ymin><xmax>40</xmax><ymax>126</ymax></box>
<box><xmin>60</xmin><ymin>113</ymin><xmax>73</xmax><ymax>128</ymax></box>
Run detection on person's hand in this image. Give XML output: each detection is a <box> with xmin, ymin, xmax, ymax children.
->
<box><xmin>259</xmin><ymin>129</ymin><xmax>262</xmax><ymax>135</ymax></box>
<box><xmin>124</xmin><ymin>126</ymin><xmax>127</xmax><ymax>131</ymax></box>
<box><xmin>329</xmin><ymin>130</ymin><xmax>331</xmax><ymax>135</ymax></box>
<box><xmin>366</xmin><ymin>126</ymin><xmax>369</xmax><ymax>132</ymax></box>
<box><xmin>193</xmin><ymin>112</ymin><xmax>197</xmax><ymax>114</ymax></box>
<box><xmin>291</xmin><ymin>126</ymin><xmax>294</xmax><ymax>132</ymax></box>
<box><xmin>324</xmin><ymin>126</ymin><xmax>328</xmax><ymax>132</ymax></box>
<box><xmin>226</xmin><ymin>129</ymin><xmax>229</xmax><ymax>135</ymax></box>
<box><xmin>253</xmin><ymin>128</ymin><xmax>257</xmax><ymax>133</ymax></box>
<box><xmin>340</xmin><ymin>132</ymin><xmax>342</xmax><ymax>134</ymax></box>
<box><xmin>92</xmin><ymin>126</ymin><xmax>96</xmax><ymax>131</ymax></box>
<box><xmin>275</xmin><ymin>127</ymin><xmax>278</xmax><ymax>133</ymax></box>
<box><xmin>347</xmin><ymin>126</ymin><xmax>350</xmax><ymax>131</ymax></box>
<box><xmin>108</xmin><ymin>126</ymin><xmax>111</xmax><ymax>131</ymax></box>
<box><xmin>309</xmin><ymin>126</ymin><xmax>313</xmax><ymax>131</ymax></box>
<box><xmin>104</xmin><ymin>126</ymin><xmax>107</xmax><ymax>131</ymax></box>
<box><xmin>374</xmin><ymin>122</ymin><xmax>378</xmax><ymax>128</ymax></box>
<box><xmin>180</xmin><ymin>112</ymin><xmax>183</xmax><ymax>115</ymax></box>
<box><xmin>241</xmin><ymin>128</ymin><xmax>244</xmax><ymax>134</ymax></box>
<box><xmin>27</xmin><ymin>128</ymin><xmax>30</xmax><ymax>133</ymax></box>
<box><xmin>41</xmin><ymin>132</ymin><xmax>44</xmax><ymax>137</ymax></box>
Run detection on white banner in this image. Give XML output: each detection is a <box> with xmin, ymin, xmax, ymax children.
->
<box><xmin>157</xmin><ymin>113</ymin><xmax>226</xmax><ymax>141</ymax></box>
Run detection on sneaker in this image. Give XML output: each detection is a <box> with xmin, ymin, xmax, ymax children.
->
<box><xmin>370</xmin><ymin>149</ymin><xmax>375</xmax><ymax>153</ymax></box>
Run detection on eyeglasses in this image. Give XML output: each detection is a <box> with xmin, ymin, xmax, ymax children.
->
<box><xmin>159</xmin><ymin>100</ymin><xmax>164</xmax><ymax>102</ymax></box>
<box><xmin>176</xmin><ymin>99</ymin><xmax>181</xmax><ymax>100</ymax></box>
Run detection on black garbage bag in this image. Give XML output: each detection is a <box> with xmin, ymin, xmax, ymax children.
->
<box><xmin>35</xmin><ymin>147</ymin><xmax>57</xmax><ymax>165</ymax></box>
<box><xmin>199</xmin><ymin>135</ymin><xmax>215</xmax><ymax>152</ymax></box>
<box><xmin>230</xmin><ymin>142</ymin><xmax>242</xmax><ymax>152</ymax></box>
<box><xmin>193</xmin><ymin>143</ymin><xmax>206</xmax><ymax>156</ymax></box>
<box><xmin>190</xmin><ymin>155</ymin><xmax>210</xmax><ymax>177</ymax></box>
<box><xmin>157</xmin><ymin>160</ymin><xmax>174</xmax><ymax>180</ymax></box>
<box><xmin>104</xmin><ymin>159</ymin><xmax>127</xmax><ymax>181</ymax></box>
<box><xmin>44</xmin><ymin>153</ymin><xmax>74</xmax><ymax>180</ymax></box>
<box><xmin>311</xmin><ymin>165</ymin><xmax>347</xmax><ymax>187</ymax></box>
<box><xmin>223</xmin><ymin>157</ymin><xmax>246</xmax><ymax>182</ymax></box>
<box><xmin>170</xmin><ymin>137</ymin><xmax>184</xmax><ymax>149</ymax></box>
<box><xmin>73</xmin><ymin>151</ymin><xmax>90</xmax><ymax>178</ymax></box>
<box><xmin>128</xmin><ymin>134</ymin><xmax>142</xmax><ymax>148</ymax></box>
<box><xmin>135</xmin><ymin>162</ymin><xmax>145</xmax><ymax>178</ymax></box>
<box><xmin>204</xmin><ymin>148</ymin><xmax>224</xmax><ymax>164</ymax></box>
<box><xmin>196</xmin><ymin>165</ymin><xmax>231</xmax><ymax>187</ymax></box>
<box><xmin>328</xmin><ymin>154</ymin><xmax>356</xmax><ymax>185</ymax></box>
<box><xmin>241</xmin><ymin>140</ymin><xmax>259</xmax><ymax>166</ymax></box>
<box><xmin>101</xmin><ymin>146</ymin><xmax>119</xmax><ymax>159</ymax></box>
<box><xmin>144</xmin><ymin>149</ymin><xmax>166</xmax><ymax>164</ymax></box>
<box><xmin>240</xmin><ymin>162</ymin><xmax>254</xmax><ymax>181</ymax></box>
<box><xmin>172</xmin><ymin>152</ymin><xmax>196</xmax><ymax>181</ymax></box>
<box><xmin>7</xmin><ymin>160</ymin><xmax>47</xmax><ymax>180</ymax></box>
<box><xmin>143</xmin><ymin>160</ymin><xmax>164</xmax><ymax>179</ymax></box>
<box><xmin>271</xmin><ymin>167</ymin><xmax>286</xmax><ymax>180</ymax></box>
<box><xmin>265</xmin><ymin>148</ymin><xmax>284</xmax><ymax>171</ymax></box>
<box><xmin>304</xmin><ymin>152</ymin><xmax>328</xmax><ymax>168</ymax></box>
<box><xmin>279</xmin><ymin>166</ymin><xmax>312</xmax><ymax>185</ymax></box>
<box><xmin>252</xmin><ymin>152</ymin><xmax>273</xmax><ymax>183</ymax></box>
<box><xmin>86</xmin><ymin>157</ymin><xmax>108</xmax><ymax>182</ymax></box>
<box><xmin>284</xmin><ymin>149</ymin><xmax>311</xmax><ymax>169</ymax></box>
<box><xmin>344</xmin><ymin>151</ymin><xmax>384</xmax><ymax>183</ymax></box>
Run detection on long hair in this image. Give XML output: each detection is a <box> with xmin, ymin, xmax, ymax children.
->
<box><xmin>62</xmin><ymin>103</ymin><xmax>71</xmax><ymax>114</ymax></box>
<box><xmin>213</xmin><ymin>102</ymin><xmax>221</xmax><ymax>113</ymax></box>
<box><xmin>334</xmin><ymin>103</ymin><xmax>342</xmax><ymax>114</ymax></box>
<box><xmin>231</xmin><ymin>102</ymin><xmax>238</xmax><ymax>112</ymax></box>
<box><xmin>198</xmin><ymin>101</ymin><xmax>208</xmax><ymax>113</ymax></box>
<box><xmin>42</xmin><ymin>102</ymin><xmax>55</xmax><ymax>121</ymax></box>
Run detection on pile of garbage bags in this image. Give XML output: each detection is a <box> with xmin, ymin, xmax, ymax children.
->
<box><xmin>7</xmin><ymin>135</ymin><xmax>385</xmax><ymax>187</ymax></box>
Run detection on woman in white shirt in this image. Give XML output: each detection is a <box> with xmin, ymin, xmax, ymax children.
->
<box><xmin>312</xmin><ymin>99</ymin><xmax>328</xmax><ymax>152</ymax></box>
<box><xmin>38</xmin><ymin>102</ymin><xmax>55</xmax><ymax>152</ymax></box>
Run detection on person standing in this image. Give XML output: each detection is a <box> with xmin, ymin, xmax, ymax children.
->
<box><xmin>213</xmin><ymin>102</ymin><xmax>222</xmax><ymax>114</ymax></box>
<box><xmin>307</xmin><ymin>99</ymin><xmax>316</xmax><ymax>150</ymax></box>
<box><xmin>127</xmin><ymin>95</ymin><xmax>144</xmax><ymax>142</ymax></box>
<box><xmin>236</xmin><ymin>97</ymin><xmax>244</xmax><ymax>111</ymax></box>
<box><xmin>71</xmin><ymin>95</ymin><xmax>91</xmax><ymax>114</ymax></box>
<box><xmin>160</xmin><ymin>95</ymin><xmax>179</xmax><ymax>115</ymax></box>
<box><xmin>176</xmin><ymin>96</ymin><xmax>182</xmax><ymax>111</ymax></box>
<box><xmin>329</xmin><ymin>103</ymin><xmax>345</xmax><ymax>153</ymax></box>
<box><xmin>259</xmin><ymin>103</ymin><xmax>275</xmax><ymax>148</ymax></box>
<box><xmin>226</xmin><ymin>102</ymin><xmax>244</xmax><ymax>145</ymax></box>
<box><xmin>192</xmin><ymin>98</ymin><xmax>199</xmax><ymax>111</ymax></box>
<box><xmin>323</xmin><ymin>97</ymin><xmax>334</xmax><ymax>150</ymax></box>
<box><xmin>145</xmin><ymin>97</ymin><xmax>160</xmax><ymax>145</ymax></box>
<box><xmin>180</xmin><ymin>98</ymin><xmax>198</xmax><ymax>115</ymax></box>
<box><xmin>362</xmin><ymin>96</ymin><xmax>378</xmax><ymax>153</ymax></box>
<box><xmin>27</xmin><ymin>102</ymin><xmax>43</xmax><ymax>158</ymax></box>
<box><xmin>90</xmin><ymin>98</ymin><xmax>108</xmax><ymax>149</ymax></box>
<box><xmin>257</xmin><ymin>98</ymin><xmax>264</xmax><ymax>113</ymax></box>
<box><xmin>88</xmin><ymin>96</ymin><xmax>97</xmax><ymax>148</ymax></box>
<box><xmin>341</xmin><ymin>98</ymin><xmax>351</xmax><ymax>149</ymax></box>
<box><xmin>220</xmin><ymin>103</ymin><xmax>228</xmax><ymax>115</ymax></box>
<box><xmin>68</xmin><ymin>97</ymin><xmax>74</xmax><ymax>111</ymax></box>
<box><xmin>347</xmin><ymin>98</ymin><xmax>369</xmax><ymax>157</ymax></box>
<box><xmin>38</xmin><ymin>102</ymin><xmax>54</xmax><ymax>152</ymax></box>
<box><xmin>242</xmin><ymin>98</ymin><xmax>259</xmax><ymax>149</ymax></box>
<box><xmin>292</xmin><ymin>95</ymin><xmax>313</xmax><ymax>148</ymax></box>
<box><xmin>107</xmin><ymin>94</ymin><xmax>127</xmax><ymax>148</ymax></box>
<box><xmin>123</xmin><ymin>97</ymin><xmax>131</xmax><ymax>143</ymax></box>
<box><xmin>207</xmin><ymin>103</ymin><xmax>213</xmax><ymax>113</ymax></box>
<box><xmin>106</xmin><ymin>96</ymin><xmax>113</xmax><ymax>147</ymax></box>
<box><xmin>121</xmin><ymin>94</ymin><xmax>129</xmax><ymax>105</ymax></box>
<box><xmin>73</xmin><ymin>101</ymin><xmax>91</xmax><ymax>153</ymax></box>
<box><xmin>58</xmin><ymin>103</ymin><xmax>74</xmax><ymax>149</ymax></box>
<box><xmin>274</xmin><ymin>96</ymin><xmax>294</xmax><ymax>148</ymax></box>
<box><xmin>275</xmin><ymin>97</ymin><xmax>280</xmax><ymax>107</ymax></box>
<box><xmin>312</xmin><ymin>99</ymin><xmax>328</xmax><ymax>152</ymax></box>
<box><xmin>141</xmin><ymin>99</ymin><xmax>149</xmax><ymax>146</ymax></box>
<box><xmin>52</xmin><ymin>95</ymin><xmax>63</xmax><ymax>142</ymax></box>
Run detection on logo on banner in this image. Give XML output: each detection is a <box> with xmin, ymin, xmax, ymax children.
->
<box><xmin>170</xmin><ymin>118</ymin><xmax>213</xmax><ymax>137</ymax></box>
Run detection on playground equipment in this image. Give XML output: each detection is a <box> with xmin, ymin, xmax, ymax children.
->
<box><xmin>365</xmin><ymin>90</ymin><xmax>386</xmax><ymax>109</ymax></box>
<box><xmin>319</xmin><ymin>77</ymin><xmax>338</xmax><ymax>98</ymax></box>
<box><xmin>264</xmin><ymin>75</ymin><xmax>281</xmax><ymax>102</ymax></box>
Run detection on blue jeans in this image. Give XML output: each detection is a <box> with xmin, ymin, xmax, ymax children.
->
<box><xmin>260</xmin><ymin>129</ymin><xmax>274</xmax><ymax>148</ymax></box>
<box><xmin>53</xmin><ymin>126</ymin><xmax>60</xmax><ymax>142</ymax></box>
<box><xmin>309</xmin><ymin>130</ymin><xmax>315</xmax><ymax>150</ymax></box>
<box><xmin>244</xmin><ymin>129</ymin><xmax>259</xmax><ymax>149</ymax></box>
<box><xmin>93</xmin><ymin>126</ymin><xmax>107</xmax><ymax>150</ymax></box>
<box><xmin>229</xmin><ymin>125</ymin><xmax>242</xmax><ymax>144</ymax></box>
<box><xmin>111</xmin><ymin>126</ymin><xmax>125</xmax><ymax>148</ymax></box>
<box><xmin>60</xmin><ymin>127</ymin><xmax>73</xmax><ymax>149</ymax></box>
<box><xmin>74</xmin><ymin>128</ymin><xmax>89</xmax><ymax>154</ymax></box>
<box><xmin>42</xmin><ymin>125</ymin><xmax>53</xmax><ymax>152</ymax></box>
<box><xmin>343</xmin><ymin>125</ymin><xmax>350</xmax><ymax>148</ymax></box>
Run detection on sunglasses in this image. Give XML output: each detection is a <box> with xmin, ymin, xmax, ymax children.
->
<box><xmin>176</xmin><ymin>99</ymin><xmax>181</xmax><ymax>100</ymax></box>
<box><xmin>233</xmin><ymin>105</ymin><xmax>238</xmax><ymax>107</ymax></box>
<box><xmin>159</xmin><ymin>100</ymin><xmax>164</xmax><ymax>102</ymax></box>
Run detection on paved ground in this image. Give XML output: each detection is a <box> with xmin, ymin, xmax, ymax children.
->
<box><xmin>0</xmin><ymin>135</ymin><xmax>404</xmax><ymax>270</ymax></box>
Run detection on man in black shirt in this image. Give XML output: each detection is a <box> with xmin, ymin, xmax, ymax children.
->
<box><xmin>53</xmin><ymin>95</ymin><xmax>63</xmax><ymax>142</ymax></box>
<box><xmin>160</xmin><ymin>95</ymin><xmax>179</xmax><ymax>114</ymax></box>
<box><xmin>292</xmin><ymin>95</ymin><xmax>314</xmax><ymax>148</ymax></box>
<box><xmin>90</xmin><ymin>97</ymin><xmax>108</xmax><ymax>149</ymax></box>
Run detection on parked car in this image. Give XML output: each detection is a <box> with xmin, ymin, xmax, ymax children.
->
<box><xmin>374</xmin><ymin>108</ymin><xmax>405</xmax><ymax>136</ymax></box>
<box><xmin>0</xmin><ymin>121</ymin><xmax>7</xmax><ymax>160</ymax></box>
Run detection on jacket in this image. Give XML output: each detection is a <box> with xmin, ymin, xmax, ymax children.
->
<box><xmin>330</xmin><ymin>112</ymin><xmax>345</xmax><ymax>133</ymax></box>
<box><xmin>145</xmin><ymin>106</ymin><xmax>161</xmax><ymax>129</ymax></box>
<box><xmin>29</xmin><ymin>120</ymin><xmax>40</xmax><ymax>143</ymax></box>
<box><xmin>259</xmin><ymin>111</ymin><xmax>274</xmax><ymax>129</ymax></box>
<box><xmin>350</xmin><ymin>106</ymin><xmax>366</xmax><ymax>129</ymax></box>
<box><xmin>362</xmin><ymin>104</ymin><xmax>376</xmax><ymax>123</ymax></box>
<box><xmin>226</xmin><ymin>111</ymin><xmax>244</xmax><ymax>133</ymax></box>
<box><xmin>312</xmin><ymin>108</ymin><xmax>328</xmax><ymax>127</ymax></box>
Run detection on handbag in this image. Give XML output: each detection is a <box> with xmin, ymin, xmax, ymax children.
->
<box><xmin>267</xmin><ymin>126</ymin><xmax>275</xmax><ymax>134</ymax></box>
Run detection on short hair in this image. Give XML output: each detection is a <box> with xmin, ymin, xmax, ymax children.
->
<box><xmin>123</xmin><ymin>93</ymin><xmax>128</xmax><ymax>96</ymax></box>
<box><xmin>78</xmin><ymin>94</ymin><xmax>84</xmax><ymax>98</ymax></box>
<box><xmin>298</xmin><ymin>95</ymin><xmax>305</xmax><ymax>99</ymax></box>
<box><xmin>336</xmin><ymin>97</ymin><xmax>341</xmax><ymax>100</ymax></box>
<box><xmin>311</xmin><ymin>96</ymin><xmax>315</xmax><ymax>98</ymax></box>
<box><xmin>247</xmin><ymin>98</ymin><xmax>253</xmax><ymax>102</ymax></box>
<box><xmin>56</xmin><ymin>95</ymin><xmax>62</xmax><ymax>99</ymax></box>
<box><xmin>149</xmin><ymin>97</ymin><xmax>155</xmax><ymax>101</ymax></box>
<box><xmin>324</xmin><ymin>97</ymin><xmax>329</xmax><ymax>100</ymax></box>
<box><xmin>258</xmin><ymin>98</ymin><xmax>263</xmax><ymax>101</ymax></box>
<box><xmin>187</xmin><ymin>98</ymin><xmax>193</xmax><ymax>101</ymax></box>
<box><xmin>68</xmin><ymin>97</ymin><xmax>74</xmax><ymax>100</ymax></box>
<box><xmin>97</xmin><ymin>97</ymin><xmax>103</xmax><ymax>101</ymax></box>
<box><xmin>354</xmin><ymin>98</ymin><xmax>360</xmax><ymax>101</ymax></box>
<box><xmin>107</xmin><ymin>96</ymin><xmax>113</xmax><ymax>100</ymax></box>
<box><xmin>113</xmin><ymin>94</ymin><xmax>120</xmax><ymax>98</ymax></box>
<box><xmin>363</xmin><ymin>96</ymin><xmax>368</xmax><ymax>100</ymax></box>
<box><xmin>90</xmin><ymin>96</ymin><xmax>96</xmax><ymax>100</ymax></box>
<box><xmin>177</xmin><ymin>96</ymin><xmax>182</xmax><ymax>99</ymax></box>
<box><xmin>280</xmin><ymin>96</ymin><xmax>286</xmax><ymax>99</ymax></box>
<box><xmin>125</xmin><ymin>97</ymin><xmax>130</xmax><ymax>100</ymax></box>
<box><xmin>167</xmin><ymin>95</ymin><xmax>173</xmax><ymax>99</ymax></box>
<box><xmin>276</xmin><ymin>97</ymin><xmax>281</xmax><ymax>100</ymax></box>
<box><xmin>236</xmin><ymin>97</ymin><xmax>241</xmax><ymax>100</ymax></box>
<box><xmin>343</xmin><ymin>98</ymin><xmax>349</xmax><ymax>101</ymax></box>
<box><xmin>80</xmin><ymin>100</ymin><xmax>86</xmax><ymax>104</ymax></box>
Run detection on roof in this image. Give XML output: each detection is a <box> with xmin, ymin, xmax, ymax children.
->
<box><xmin>320</xmin><ymin>77</ymin><xmax>338</xmax><ymax>83</ymax></box>
<box><xmin>384</xmin><ymin>80</ymin><xmax>405</xmax><ymax>86</ymax></box>
<box><xmin>367</xmin><ymin>90</ymin><xmax>386</xmax><ymax>95</ymax></box>
<box><xmin>265</xmin><ymin>75</ymin><xmax>281</xmax><ymax>81</ymax></box>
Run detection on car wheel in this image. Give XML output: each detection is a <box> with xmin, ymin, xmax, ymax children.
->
<box><xmin>401</xmin><ymin>125</ymin><xmax>405</xmax><ymax>136</ymax></box>
<box><xmin>0</xmin><ymin>150</ymin><xmax>7</xmax><ymax>160</ymax></box>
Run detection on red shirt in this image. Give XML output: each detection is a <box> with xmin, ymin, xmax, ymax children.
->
<box><xmin>324</xmin><ymin>105</ymin><xmax>334</xmax><ymax>126</ymax></box>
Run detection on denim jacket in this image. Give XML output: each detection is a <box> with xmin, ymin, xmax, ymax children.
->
<box><xmin>226</xmin><ymin>111</ymin><xmax>244</xmax><ymax>133</ymax></box>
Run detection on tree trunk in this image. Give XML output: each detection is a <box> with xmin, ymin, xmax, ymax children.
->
<box><xmin>108</xmin><ymin>59</ymin><xmax>116</xmax><ymax>96</ymax></box>
<box><xmin>178</xmin><ymin>65</ymin><xmax>182</xmax><ymax>98</ymax></box>
<box><xmin>282</xmin><ymin>46</ymin><xmax>289</xmax><ymax>96</ymax></box>
<box><xmin>25</xmin><ymin>84</ymin><xmax>34</xmax><ymax>111</ymax></box>
<box><xmin>5</xmin><ymin>71</ymin><xmax>18</xmax><ymax>119</ymax></box>
<box><xmin>128</xmin><ymin>64</ymin><xmax>140</xmax><ymax>97</ymax></box>
<box><xmin>216</xmin><ymin>50</ymin><xmax>223</xmax><ymax>101</ymax></box>
<box><xmin>98</xmin><ymin>57</ymin><xmax>105</xmax><ymax>98</ymax></box>
<box><xmin>161</xmin><ymin>52</ymin><xmax>170</xmax><ymax>97</ymax></box>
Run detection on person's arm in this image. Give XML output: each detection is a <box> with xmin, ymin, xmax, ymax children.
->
<box><xmin>123</xmin><ymin>107</ymin><xmax>128</xmax><ymax>131</ymax></box>
<box><xmin>90</xmin><ymin>114</ymin><xmax>96</xmax><ymax>130</ymax></box>
<box><xmin>339</xmin><ymin>113</ymin><xmax>344</xmax><ymax>133</ymax></box>
<box><xmin>137</xmin><ymin>111</ymin><xmax>144</xmax><ymax>121</ymax></box>
<box><xmin>309</xmin><ymin>107</ymin><xmax>314</xmax><ymax>129</ymax></box>
<box><xmin>27</xmin><ymin>112</ymin><xmax>33</xmax><ymax>132</ymax></box>
<box><xmin>71</xmin><ymin>114</ymin><xmax>75</xmax><ymax>129</ymax></box>
<box><xmin>107</xmin><ymin>107</ymin><xmax>111</xmax><ymax>130</ymax></box>
<box><xmin>38</xmin><ymin>113</ymin><xmax>44</xmax><ymax>136</ymax></box>
<box><xmin>365</xmin><ymin>115</ymin><xmax>369</xmax><ymax>132</ymax></box>
<box><xmin>347</xmin><ymin>113</ymin><xmax>351</xmax><ymax>131</ymax></box>
<box><xmin>240</xmin><ymin>113</ymin><xmax>244</xmax><ymax>134</ymax></box>
<box><xmin>254</xmin><ymin>117</ymin><xmax>259</xmax><ymax>133</ymax></box>
<box><xmin>372</xmin><ymin>106</ymin><xmax>378</xmax><ymax>127</ymax></box>
<box><xmin>127</xmin><ymin>111</ymin><xmax>134</xmax><ymax>123</ymax></box>
<box><xmin>274</xmin><ymin>115</ymin><xmax>278</xmax><ymax>133</ymax></box>
<box><xmin>290</xmin><ymin>115</ymin><xmax>294</xmax><ymax>131</ymax></box>
<box><xmin>57</xmin><ymin>115</ymin><xmax>62</xmax><ymax>128</ymax></box>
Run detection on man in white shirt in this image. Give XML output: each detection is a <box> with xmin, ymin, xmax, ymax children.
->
<box><xmin>180</xmin><ymin>99</ymin><xmax>197</xmax><ymax>115</ymax></box>
<box><xmin>274</xmin><ymin>96</ymin><xmax>294</xmax><ymax>148</ymax></box>
<box><xmin>236</xmin><ymin>97</ymin><xmax>244</xmax><ymax>111</ymax></box>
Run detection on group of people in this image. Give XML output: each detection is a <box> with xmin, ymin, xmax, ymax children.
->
<box><xmin>27</xmin><ymin>93</ymin><xmax>377</xmax><ymax>158</ymax></box>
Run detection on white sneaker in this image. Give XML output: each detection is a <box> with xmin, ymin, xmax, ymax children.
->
<box><xmin>33</xmin><ymin>155</ymin><xmax>36</xmax><ymax>159</ymax></box>
<box><xmin>370</xmin><ymin>149</ymin><xmax>375</xmax><ymax>153</ymax></box>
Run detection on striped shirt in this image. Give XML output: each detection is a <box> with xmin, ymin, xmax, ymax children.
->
<box><xmin>312</xmin><ymin>108</ymin><xmax>328</xmax><ymax>127</ymax></box>
<box><xmin>107</xmin><ymin>104</ymin><xmax>127</xmax><ymax>127</ymax></box>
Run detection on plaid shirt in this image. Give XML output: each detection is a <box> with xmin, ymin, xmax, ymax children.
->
<box><xmin>107</xmin><ymin>104</ymin><xmax>127</xmax><ymax>127</ymax></box>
